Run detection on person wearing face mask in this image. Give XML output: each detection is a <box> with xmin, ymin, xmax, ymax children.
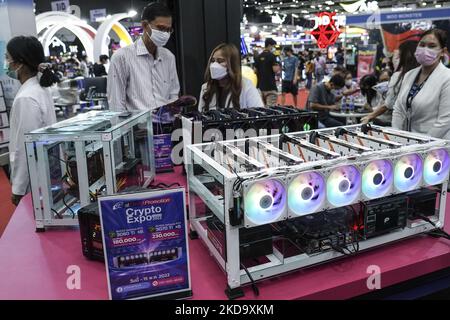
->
<box><xmin>307</xmin><ymin>74</ymin><xmax>346</xmax><ymax>128</ymax></box>
<box><xmin>342</xmin><ymin>71</ymin><xmax>360</xmax><ymax>96</ymax></box>
<box><xmin>361</xmin><ymin>41</ymin><xmax>419</xmax><ymax>125</ymax></box>
<box><xmin>254</xmin><ymin>38</ymin><xmax>280</xmax><ymax>107</ymax></box>
<box><xmin>5</xmin><ymin>36</ymin><xmax>58</xmax><ymax>206</ymax></box>
<box><xmin>198</xmin><ymin>43</ymin><xmax>264</xmax><ymax>111</ymax></box>
<box><xmin>107</xmin><ymin>3</ymin><xmax>180</xmax><ymax>112</ymax></box>
<box><xmin>359</xmin><ymin>74</ymin><xmax>393</xmax><ymax>126</ymax></box>
<box><xmin>393</xmin><ymin>29</ymin><xmax>450</xmax><ymax>139</ymax></box>
<box><xmin>360</xmin><ymin>71</ymin><xmax>392</xmax><ymax>126</ymax></box>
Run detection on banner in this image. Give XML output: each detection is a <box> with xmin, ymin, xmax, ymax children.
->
<box><xmin>346</xmin><ymin>7</ymin><xmax>450</xmax><ymax>26</ymax></box>
<box><xmin>99</xmin><ymin>189</ymin><xmax>192</xmax><ymax>300</ymax></box>
<box><xmin>90</xmin><ymin>8</ymin><xmax>107</xmax><ymax>23</ymax></box>
<box><xmin>357</xmin><ymin>45</ymin><xmax>377</xmax><ymax>79</ymax></box>
<box><xmin>51</xmin><ymin>0</ymin><xmax>70</xmax><ymax>12</ymax></box>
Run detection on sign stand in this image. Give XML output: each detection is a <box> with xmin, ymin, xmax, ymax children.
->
<box><xmin>99</xmin><ymin>188</ymin><xmax>192</xmax><ymax>300</ymax></box>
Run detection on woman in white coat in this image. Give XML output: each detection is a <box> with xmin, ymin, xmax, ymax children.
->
<box><xmin>392</xmin><ymin>29</ymin><xmax>450</xmax><ymax>139</ymax></box>
<box><xmin>198</xmin><ymin>43</ymin><xmax>264</xmax><ymax>111</ymax></box>
<box><xmin>6</xmin><ymin>36</ymin><xmax>58</xmax><ymax>205</ymax></box>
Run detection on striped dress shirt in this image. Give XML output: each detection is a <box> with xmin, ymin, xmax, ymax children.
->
<box><xmin>107</xmin><ymin>37</ymin><xmax>180</xmax><ymax>112</ymax></box>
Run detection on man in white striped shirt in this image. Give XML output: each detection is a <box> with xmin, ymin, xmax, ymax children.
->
<box><xmin>107</xmin><ymin>3</ymin><xmax>180</xmax><ymax>112</ymax></box>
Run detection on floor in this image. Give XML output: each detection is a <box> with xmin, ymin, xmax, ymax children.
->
<box><xmin>0</xmin><ymin>168</ymin><xmax>14</xmax><ymax>237</ymax></box>
<box><xmin>278</xmin><ymin>87</ymin><xmax>309</xmax><ymax>110</ymax></box>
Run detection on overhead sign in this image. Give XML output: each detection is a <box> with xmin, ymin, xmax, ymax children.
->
<box><xmin>310</xmin><ymin>12</ymin><xmax>342</xmax><ymax>49</ymax></box>
<box><xmin>346</xmin><ymin>7</ymin><xmax>450</xmax><ymax>25</ymax></box>
<box><xmin>51</xmin><ymin>0</ymin><xmax>70</xmax><ymax>12</ymax></box>
<box><xmin>311</xmin><ymin>13</ymin><xmax>346</xmax><ymax>30</ymax></box>
<box><xmin>99</xmin><ymin>189</ymin><xmax>192</xmax><ymax>300</ymax></box>
<box><xmin>340</xmin><ymin>0</ymin><xmax>379</xmax><ymax>13</ymax></box>
<box><xmin>90</xmin><ymin>9</ymin><xmax>107</xmax><ymax>23</ymax></box>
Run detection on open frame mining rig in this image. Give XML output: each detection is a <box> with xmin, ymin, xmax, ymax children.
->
<box><xmin>186</xmin><ymin>124</ymin><xmax>450</xmax><ymax>299</ymax></box>
<box><xmin>180</xmin><ymin>107</ymin><xmax>318</xmax><ymax>172</ymax></box>
<box><xmin>25</xmin><ymin>111</ymin><xmax>155</xmax><ymax>231</ymax></box>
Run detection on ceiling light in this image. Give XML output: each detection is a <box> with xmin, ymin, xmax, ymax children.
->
<box><xmin>128</xmin><ymin>10</ymin><xmax>137</xmax><ymax>17</ymax></box>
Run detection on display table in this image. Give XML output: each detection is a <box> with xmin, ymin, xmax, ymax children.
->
<box><xmin>0</xmin><ymin>166</ymin><xmax>449</xmax><ymax>300</ymax></box>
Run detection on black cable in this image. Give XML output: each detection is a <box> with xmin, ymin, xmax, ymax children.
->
<box><xmin>240</xmin><ymin>263</ymin><xmax>259</xmax><ymax>297</ymax></box>
<box><xmin>51</xmin><ymin>208</ymin><xmax>63</xmax><ymax>219</ymax></box>
<box><xmin>416</xmin><ymin>214</ymin><xmax>450</xmax><ymax>241</ymax></box>
<box><xmin>62</xmin><ymin>192</ymin><xmax>76</xmax><ymax>219</ymax></box>
<box><xmin>331</xmin><ymin>244</ymin><xmax>353</xmax><ymax>256</ymax></box>
<box><xmin>149</xmin><ymin>182</ymin><xmax>181</xmax><ymax>190</ymax></box>
<box><xmin>416</xmin><ymin>214</ymin><xmax>437</xmax><ymax>227</ymax></box>
<box><xmin>427</xmin><ymin>230</ymin><xmax>450</xmax><ymax>240</ymax></box>
<box><xmin>48</xmin><ymin>153</ymin><xmax>68</xmax><ymax>164</ymax></box>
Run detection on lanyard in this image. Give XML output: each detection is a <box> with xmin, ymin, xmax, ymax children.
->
<box><xmin>406</xmin><ymin>71</ymin><xmax>430</xmax><ymax>131</ymax></box>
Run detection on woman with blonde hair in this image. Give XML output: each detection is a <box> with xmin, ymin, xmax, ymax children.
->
<box><xmin>198</xmin><ymin>43</ymin><xmax>264</xmax><ymax>111</ymax></box>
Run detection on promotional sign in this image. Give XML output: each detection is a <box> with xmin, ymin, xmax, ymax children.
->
<box><xmin>310</xmin><ymin>12</ymin><xmax>342</xmax><ymax>49</ymax></box>
<box><xmin>99</xmin><ymin>189</ymin><xmax>192</xmax><ymax>300</ymax></box>
<box><xmin>154</xmin><ymin>134</ymin><xmax>174</xmax><ymax>173</ymax></box>
<box><xmin>90</xmin><ymin>8</ymin><xmax>107</xmax><ymax>23</ymax></box>
<box><xmin>51</xmin><ymin>0</ymin><xmax>70</xmax><ymax>12</ymax></box>
<box><xmin>346</xmin><ymin>7</ymin><xmax>450</xmax><ymax>26</ymax></box>
<box><xmin>357</xmin><ymin>45</ymin><xmax>377</xmax><ymax>79</ymax></box>
<box><xmin>340</xmin><ymin>0</ymin><xmax>379</xmax><ymax>13</ymax></box>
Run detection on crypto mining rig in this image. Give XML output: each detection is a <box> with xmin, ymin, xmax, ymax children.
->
<box><xmin>180</xmin><ymin>106</ymin><xmax>318</xmax><ymax>171</ymax></box>
<box><xmin>25</xmin><ymin>111</ymin><xmax>155</xmax><ymax>231</ymax></box>
<box><xmin>186</xmin><ymin>124</ymin><xmax>449</xmax><ymax>299</ymax></box>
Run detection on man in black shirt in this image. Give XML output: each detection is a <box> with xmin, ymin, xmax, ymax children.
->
<box><xmin>307</xmin><ymin>74</ymin><xmax>346</xmax><ymax>128</ymax></box>
<box><xmin>93</xmin><ymin>54</ymin><xmax>109</xmax><ymax>77</ymax></box>
<box><xmin>254</xmin><ymin>38</ymin><xmax>280</xmax><ymax>107</ymax></box>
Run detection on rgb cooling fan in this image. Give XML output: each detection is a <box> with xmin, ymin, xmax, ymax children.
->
<box><xmin>327</xmin><ymin>165</ymin><xmax>361</xmax><ymax>207</ymax></box>
<box><xmin>288</xmin><ymin>172</ymin><xmax>326</xmax><ymax>216</ymax></box>
<box><xmin>362</xmin><ymin>160</ymin><xmax>394</xmax><ymax>199</ymax></box>
<box><xmin>244</xmin><ymin>179</ymin><xmax>287</xmax><ymax>226</ymax></box>
<box><xmin>394</xmin><ymin>154</ymin><xmax>423</xmax><ymax>192</ymax></box>
<box><xmin>423</xmin><ymin>149</ymin><xmax>450</xmax><ymax>186</ymax></box>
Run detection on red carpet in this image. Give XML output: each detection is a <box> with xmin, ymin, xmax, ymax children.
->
<box><xmin>278</xmin><ymin>88</ymin><xmax>309</xmax><ymax>110</ymax></box>
<box><xmin>0</xmin><ymin>168</ymin><xmax>14</xmax><ymax>237</ymax></box>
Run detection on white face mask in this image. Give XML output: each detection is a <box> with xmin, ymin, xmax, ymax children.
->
<box><xmin>345</xmin><ymin>80</ymin><xmax>353</xmax><ymax>87</ymax></box>
<box><xmin>210</xmin><ymin>62</ymin><xmax>228</xmax><ymax>80</ymax></box>
<box><xmin>147</xmin><ymin>28</ymin><xmax>171</xmax><ymax>47</ymax></box>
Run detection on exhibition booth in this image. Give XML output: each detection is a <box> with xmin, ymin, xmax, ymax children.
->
<box><xmin>0</xmin><ymin>1</ymin><xmax>449</xmax><ymax>301</ymax></box>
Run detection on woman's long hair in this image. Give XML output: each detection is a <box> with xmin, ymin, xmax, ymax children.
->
<box><xmin>360</xmin><ymin>74</ymin><xmax>378</xmax><ymax>107</ymax></box>
<box><xmin>394</xmin><ymin>40</ymin><xmax>420</xmax><ymax>92</ymax></box>
<box><xmin>202</xmin><ymin>43</ymin><xmax>242</xmax><ymax>111</ymax></box>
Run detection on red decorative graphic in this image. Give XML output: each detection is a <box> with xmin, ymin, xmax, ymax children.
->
<box><xmin>310</xmin><ymin>12</ymin><xmax>342</xmax><ymax>49</ymax></box>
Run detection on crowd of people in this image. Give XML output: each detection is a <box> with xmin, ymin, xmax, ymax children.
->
<box><xmin>4</xmin><ymin>1</ymin><xmax>450</xmax><ymax>205</ymax></box>
<box><xmin>306</xmin><ymin>28</ymin><xmax>450</xmax><ymax>136</ymax></box>
<box><xmin>247</xmin><ymin>30</ymin><xmax>450</xmax><ymax>139</ymax></box>
<box><xmin>47</xmin><ymin>52</ymin><xmax>110</xmax><ymax>81</ymax></box>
